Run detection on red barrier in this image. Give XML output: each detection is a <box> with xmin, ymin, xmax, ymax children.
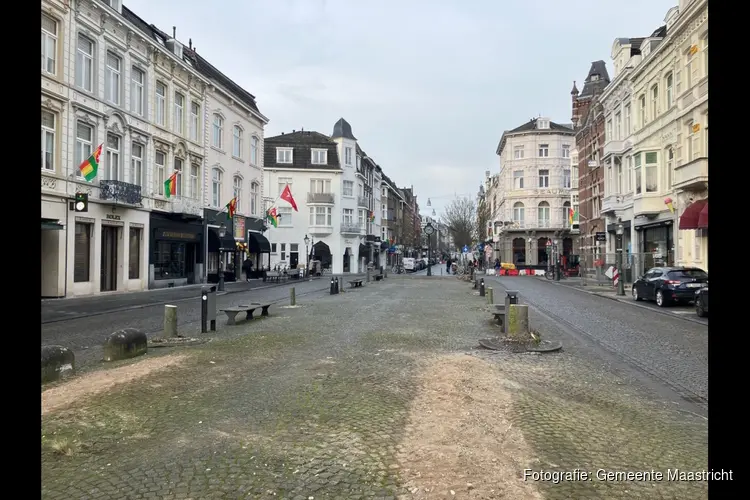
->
<box><xmin>508</xmin><ymin>269</ymin><xmax>519</xmax><ymax>276</ymax></box>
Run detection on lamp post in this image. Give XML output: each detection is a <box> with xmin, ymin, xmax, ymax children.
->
<box><xmin>217</xmin><ymin>222</ymin><xmax>227</xmax><ymax>291</ymax></box>
<box><xmin>616</xmin><ymin>220</ymin><xmax>625</xmax><ymax>296</ymax></box>
<box><xmin>424</xmin><ymin>222</ymin><xmax>434</xmax><ymax>276</ymax></box>
<box><xmin>554</xmin><ymin>239</ymin><xmax>561</xmax><ymax>281</ymax></box>
<box><xmin>304</xmin><ymin>234</ymin><xmax>310</xmax><ymax>278</ymax></box>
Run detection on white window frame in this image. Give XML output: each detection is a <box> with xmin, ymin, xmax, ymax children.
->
<box><xmin>130</xmin><ymin>142</ymin><xmax>143</xmax><ymax>186</ymax></box>
<box><xmin>277</xmin><ymin>206</ymin><xmax>292</xmax><ymax>227</ymax></box>
<box><xmin>173</xmin><ymin>157</ymin><xmax>184</xmax><ymax>197</ymax></box>
<box><xmin>639</xmin><ymin>95</ymin><xmax>646</xmax><ymax>127</ymax></box>
<box><xmin>625</xmin><ymin>156</ymin><xmax>632</xmax><ymax>193</ymax></box>
<box><xmin>538</xmin><ymin>144</ymin><xmax>549</xmax><ymax>157</ymax></box>
<box><xmin>310</xmin><ymin>179</ymin><xmax>331</xmax><ymax>193</ymax></box>
<box><xmin>514</xmin><ymin>146</ymin><xmax>524</xmax><ymax>159</ymax></box>
<box><xmin>105</xmin><ymin>51</ymin><xmax>121</xmax><ymax>105</ymax></box>
<box><xmin>343</xmin><ymin>180</ymin><xmax>354</xmax><ymax>197</ymax></box>
<box><xmin>624</xmin><ymin>104</ymin><xmax>631</xmax><ymax>135</ymax></box>
<box><xmin>513</xmin><ymin>203</ymin><xmax>525</xmax><ymax>223</ymax></box>
<box><xmin>278</xmin><ymin>177</ymin><xmax>292</xmax><ymax>195</ymax></box>
<box><xmin>276</xmin><ymin>148</ymin><xmax>293</xmax><ymax>164</ymax></box>
<box><xmin>232</xmin><ymin>126</ymin><xmax>243</xmax><ymax>158</ymax></box>
<box><xmin>644</xmin><ymin>152</ymin><xmax>658</xmax><ymax>193</ymax></box>
<box><xmin>666</xmin><ymin>73</ymin><xmax>673</xmax><ymax>109</ymax></box>
<box><xmin>538</xmin><ymin>169</ymin><xmax>549</xmax><ymax>188</ymax></box>
<box><xmin>345</xmin><ymin>147</ymin><xmax>352</xmax><ymax>165</ymax></box>
<box><xmin>233</xmin><ymin>176</ymin><xmax>242</xmax><ymax>212</ymax></box>
<box><xmin>616</xmin><ymin>159</ymin><xmax>623</xmax><ymax>195</ymax></box>
<box><xmin>634</xmin><ymin>153</ymin><xmax>642</xmax><ymax>195</ymax></box>
<box><xmin>250</xmin><ymin>136</ymin><xmax>259</xmax><ymax>165</ymax></box>
<box><xmin>189</xmin><ymin>163</ymin><xmax>199</xmax><ymax>199</ymax></box>
<box><xmin>687</xmin><ymin>121</ymin><xmax>701</xmax><ymax>161</ymax></box>
<box><xmin>211</xmin><ymin>168</ymin><xmax>222</xmax><ymax>207</ymax></box>
<box><xmin>311</xmin><ymin>148</ymin><xmax>328</xmax><ymax>165</ymax></box>
<box><xmin>563</xmin><ymin>169</ymin><xmax>571</xmax><ymax>189</ymax></box>
<box><xmin>606</xmin><ymin>119</ymin><xmax>613</xmax><ymax>141</ymax></box>
<box><xmin>562</xmin><ymin>145</ymin><xmax>570</xmax><ymax>158</ymax></box>
<box><xmin>155</xmin><ymin>82</ymin><xmax>167</xmax><ymax>127</ymax></box>
<box><xmin>651</xmin><ymin>85</ymin><xmax>659</xmax><ymax>119</ymax></box>
<box><xmin>189</xmin><ymin>101</ymin><xmax>200</xmax><ymax>142</ymax></box>
<box><xmin>309</xmin><ymin>206</ymin><xmax>333</xmax><ymax>226</ymax></box>
<box><xmin>174</xmin><ymin>91</ymin><xmax>185</xmax><ymax>135</ymax></box>
<box><xmin>343</xmin><ymin>208</ymin><xmax>354</xmax><ymax>224</ymax></box>
<box><xmin>75</xmin><ymin>35</ymin><xmax>94</xmax><ymax>92</ymax></box>
<box><xmin>614</xmin><ymin>112</ymin><xmax>621</xmax><ymax>141</ymax></box>
<box><xmin>666</xmin><ymin>148</ymin><xmax>674</xmax><ymax>190</ymax></box>
<box><xmin>212</xmin><ymin>114</ymin><xmax>224</xmax><ymax>149</ymax></box>
<box><xmin>537</xmin><ymin>202</ymin><xmax>550</xmax><ymax>227</ymax></box>
<box><xmin>42</xmin><ymin>14</ymin><xmax>58</xmax><ymax>76</ymax></box>
<box><xmin>105</xmin><ymin>133</ymin><xmax>121</xmax><ymax>181</ymax></box>
<box><xmin>42</xmin><ymin>110</ymin><xmax>56</xmax><ymax>172</ymax></box>
<box><xmin>75</xmin><ymin>121</ymin><xmax>93</xmax><ymax>179</ymax></box>
<box><xmin>513</xmin><ymin>170</ymin><xmax>524</xmax><ymax>189</ymax></box>
<box><xmin>130</xmin><ymin>66</ymin><xmax>145</xmax><ymax>116</ymax></box>
<box><xmin>155</xmin><ymin>151</ymin><xmax>166</xmax><ymax>196</ymax></box>
<box><xmin>250</xmin><ymin>182</ymin><xmax>258</xmax><ymax>215</ymax></box>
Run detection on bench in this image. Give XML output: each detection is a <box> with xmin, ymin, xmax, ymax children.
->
<box><xmin>220</xmin><ymin>303</ymin><xmax>272</xmax><ymax>325</ymax></box>
<box><xmin>348</xmin><ymin>279</ymin><xmax>364</xmax><ymax>288</ymax></box>
<box><xmin>374</xmin><ymin>274</ymin><xmax>384</xmax><ymax>281</ymax></box>
<box><xmin>491</xmin><ymin>304</ymin><xmax>506</xmax><ymax>324</ymax></box>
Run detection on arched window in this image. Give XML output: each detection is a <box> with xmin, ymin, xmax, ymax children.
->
<box><xmin>211</xmin><ymin>168</ymin><xmax>222</xmax><ymax>207</ymax></box>
<box><xmin>233</xmin><ymin>176</ymin><xmax>242</xmax><ymax>212</ymax></box>
<box><xmin>250</xmin><ymin>182</ymin><xmax>259</xmax><ymax>215</ymax></box>
<box><xmin>250</xmin><ymin>136</ymin><xmax>259</xmax><ymax>165</ymax></box>
<box><xmin>513</xmin><ymin>202</ymin><xmax>524</xmax><ymax>224</ymax></box>
<box><xmin>538</xmin><ymin>201</ymin><xmax>550</xmax><ymax>227</ymax></box>
<box><xmin>232</xmin><ymin>126</ymin><xmax>243</xmax><ymax>158</ymax></box>
<box><xmin>212</xmin><ymin>114</ymin><xmax>223</xmax><ymax>149</ymax></box>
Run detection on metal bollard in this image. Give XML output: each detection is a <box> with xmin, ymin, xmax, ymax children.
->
<box><xmin>384</xmin><ymin>266</ymin><xmax>388</xmax><ymax>278</ymax></box>
<box><xmin>290</xmin><ymin>287</ymin><xmax>296</xmax><ymax>306</ymax></box>
<box><xmin>330</xmin><ymin>277</ymin><xmax>336</xmax><ymax>295</ymax></box>
<box><xmin>164</xmin><ymin>304</ymin><xmax>178</xmax><ymax>337</ymax></box>
<box><xmin>479</xmin><ymin>278</ymin><xmax>485</xmax><ymax>297</ymax></box>
<box><xmin>367</xmin><ymin>265</ymin><xmax>371</xmax><ymax>283</ymax></box>
<box><xmin>335</xmin><ymin>277</ymin><xmax>340</xmax><ymax>294</ymax></box>
<box><xmin>201</xmin><ymin>285</ymin><xmax>217</xmax><ymax>333</ymax></box>
<box><xmin>487</xmin><ymin>287</ymin><xmax>494</xmax><ymax>304</ymax></box>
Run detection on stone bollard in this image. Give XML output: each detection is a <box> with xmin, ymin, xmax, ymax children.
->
<box><xmin>42</xmin><ymin>345</ymin><xmax>75</xmax><ymax>383</ymax></box>
<box><xmin>290</xmin><ymin>287</ymin><xmax>296</xmax><ymax>306</ymax></box>
<box><xmin>487</xmin><ymin>287</ymin><xmax>494</xmax><ymax>304</ymax></box>
<box><xmin>479</xmin><ymin>278</ymin><xmax>485</xmax><ymax>297</ymax></box>
<box><xmin>164</xmin><ymin>304</ymin><xmax>178</xmax><ymax>337</ymax></box>
<box><xmin>103</xmin><ymin>328</ymin><xmax>148</xmax><ymax>361</ymax></box>
<box><xmin>506</xmin><ymin>304</ymin><xmax>530</xmax><ymax>339</ymax></box>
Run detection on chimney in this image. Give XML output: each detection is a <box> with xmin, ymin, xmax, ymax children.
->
<box><xmin>172</xmin><ymin>26</ymin><xmax>176</xmax><ymax>39</ymax></box>
<box><xmin>485</xmin><ymin>170</ymin><xmax>490</xmax><ymax>179</ymax></box>
<box><xmin>292</xmin><ymin>129</ymin><xmax>295</xmax><ymax>133</ymax></box>
<box><xmin>189</xmin><ymin>38</ymin><xmax>192</xmax><ymax>49</ymax></box>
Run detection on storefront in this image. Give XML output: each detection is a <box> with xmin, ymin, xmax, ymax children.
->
<box><xmin>677</xmin><ymin>198</ymin><xmax>708</xmax><ymax>271</ymax></box>
<box><xmin>633</xmin><ymin>219</ymin><xmax>674</xmax><ymax>276</ymax></box>
<box><xmin>149</xmin><ymin>212</ymin><xmax>204</xmax><ymax>289</ymax></box>
<box><xmin>204</xmin><ymin>209</ymin><xmax>237</xmax><ymax>284</ymax></box>
<box><xmin>41</xmin><ymin>199</ymin><xmax>66</xmax><ymax>298</ymax></box>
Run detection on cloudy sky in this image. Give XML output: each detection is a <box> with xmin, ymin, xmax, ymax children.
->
<box><xmin>125</xmin><ymin>0</ymin><xmax>676</xmax><ymax>216</ymax></box>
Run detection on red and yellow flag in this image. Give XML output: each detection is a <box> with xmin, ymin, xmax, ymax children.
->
<box><xmin>164</xmin><ymin>172</ymin><xmax>177</xmax><ymax>198</ymax></box>
<box><xmin>78</xmin><ymin>144</ymin><xmax>103</xmax><ymax>182</ymax></box>
<box><xmin>226</xmin><ymin>197</ymin><xmax>237</xmax><ymax>220</ymax></box>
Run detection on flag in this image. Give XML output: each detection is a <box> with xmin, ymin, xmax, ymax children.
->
<box><xmin>369</xmin><ymin>211</ymin><xmax>375</xmax><ymax>222</ymax></box>
<box><xmin>226</xmin><ymin>197</ymin><xmax>237</xmax><ymax>219</ymax></box>
<box><xmin>280</xmin><ymin>184</ymin><xmax>298</xmax><ymax>211</ymax></box>
<box><xmin>78</xmin><ymin>143</ymin><xmax>103</xmax><ymax>182</ymax></box>
<box><xmin>568</xmin><ymin>207</ymin><xmax>574</xmax><ymax>225</ymax></box>
<box><xmin>164</xmin><ymin>172</ymin><xmax>177</xmax><ymax>198</ymax></box>
<box><xmin>266</xmin><ymin>207</ymin><xmax>279</xmax><ymax>228</ymax></box>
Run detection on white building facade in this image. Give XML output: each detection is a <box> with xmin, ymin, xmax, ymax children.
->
<box><xmin>493</xmin><ymin>118</ymin><xmax>576</xmax><ymax>267</ymax></box>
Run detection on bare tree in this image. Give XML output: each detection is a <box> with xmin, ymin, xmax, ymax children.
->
<box><xmin>440</xmin><ymin>196</ymin><xmax>476</xmax><ymax>249</ymax></box>
<box><xmin>476</xmin><ymin>198</ymin><xmax>491</xmax><ymax>243</ymax></box>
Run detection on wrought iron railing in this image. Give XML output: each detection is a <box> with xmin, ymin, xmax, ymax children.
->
<box><xmin>99</xmin><ymin>180</ymin><xmax>143</xmax><ymax>205</ymax></box>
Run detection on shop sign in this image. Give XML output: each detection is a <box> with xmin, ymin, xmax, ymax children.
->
<box><xmin>105</xmin><ymin>214</ymin><xmax>121</xmax><ymax>221</ymax></box>
<box><xmin>234</xmin><ymin>216</ymin><xmax>246</xmax><ymax>241</ymax></box>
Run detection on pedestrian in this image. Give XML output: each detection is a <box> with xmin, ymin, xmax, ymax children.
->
<box><xmin>242</xmin><ymin>258</ymin><xmax>253</xmax><ymax>281</ymax></box>
<box><xmin>446</xmin><ymin>257</ymin><xmax>452</xmax><ymax>274</ymax></box>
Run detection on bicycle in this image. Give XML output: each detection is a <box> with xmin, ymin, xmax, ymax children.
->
<box><xmin>391</xmin><ymin>264</ymin><xmax>404</xmax><ymax>274</ymax></box>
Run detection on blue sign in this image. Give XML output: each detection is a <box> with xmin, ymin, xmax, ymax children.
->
<box><xmin>462</xmin><ymin>245</ymin><xmax>470</xmax><ymax>253</ymax></box>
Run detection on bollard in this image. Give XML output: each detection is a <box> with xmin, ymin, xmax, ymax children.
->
<box><xmin>487</xmin><ymin>287</ymin><xmax>494</xmax><ymax>304</ymax></box>
<box><xmin>330</xmin><ymin>277</ymin><xmax>336</xmax><ymax>295</ymax></box>
<box><xmin>201</xmin><ymin>285</ymin><xmax>217</xmax><ymax>333</ymax></box>
<box><xmin>290</xmin><ymin>286</ymin><xmax>296</xmax><ymax>306</ymax></box>
<box><xmin>335</xmin><ymin>277</ymin><xmax>340</xmax><ymax>294</ymax></box>
<box><xmin>479</xmin><ymin>278</ymin><xmax>485</xmax><ymax>297</ymax></box>
<box><xmin>506</xmin><ymin>304</ymin><xmax>530</xmax><ymax>338</ymax></box>
<box><xmin>384</xmin><ymin>266</ymin><xmax>388</xmax><ymax>278</ymax></box>
<box><xmin>164</xmin><ymin>304</ymin><xmax>178</xmax><ymax>337</ymax></box>
<box><xmin>367</xmin><ymin>265</ymin><xmax>371</xmax><ymax>283</ymax></box>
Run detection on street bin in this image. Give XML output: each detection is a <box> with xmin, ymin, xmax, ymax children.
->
<box><xmin>201</xmin><ymin>285</ymin><xmax>217</xmax><ymax>333</ymax></box>
<box><xmin>504</xmin><ymin>290</ymin><xmax>520</xmax><ymax>310</ymax></box>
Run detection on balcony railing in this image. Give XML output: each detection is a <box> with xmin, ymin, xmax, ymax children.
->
<box><xmin>340</xmin><ymin>222</ymin><xmax>364</xmax><ymax>234</ymax></box>
<box><xmin>170</xmin><ymin>196</ymin><xmax>203</xmax><ymax>216</ymax></box>
<box><xmin>99</xmin><ymin>180</ymin><xmax>143</xmax><ymax>206</ymax></box>
<box><xmin>357</xmin><ymin>196</ymin><xmax>369</xmax><ymax>207</ymax></box>
<box><xmin>307</xmin><ymin>192</ymin><xmax>335</xmax><ymax>204</ymax></box>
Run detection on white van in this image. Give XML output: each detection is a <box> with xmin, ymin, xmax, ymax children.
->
<box><xmin>402</xmin><ymin>257</ymin><xmax>416</xmax><ymax>271</ymax></box>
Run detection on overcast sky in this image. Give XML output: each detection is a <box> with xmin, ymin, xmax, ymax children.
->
<box><xmin>125</xmin><ymin>0</ymin><xmax>676</xmax><ymax>216</ymax></box>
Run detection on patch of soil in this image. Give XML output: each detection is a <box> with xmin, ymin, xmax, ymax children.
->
<box><xmin>397</xmin><ymin>354</ymin><xmax>541</xmax><ymax>499</ymax></box>
<box><xmin>42</xmin><ymin>354</ymin><xmax>187</xmax><ymax>416</ymax></box>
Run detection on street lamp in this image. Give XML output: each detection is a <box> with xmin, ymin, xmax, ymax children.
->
<box><xmin>553</xmin><ymin>239</ymin><xmax>561</xmax><ymax>281</ymax></box>
<box><xmin>424</xmin><ymin>222</ymin><xmax>434</xmax><ymax>276</ymax></box>
<box><xmin>217</xmin><ymin>222</ymin><xmax>227</xmax><ymax>291</ymax></box>
<box><xmin>304</xmin><ymin>234</ymin><xmax>310</xmax><ymax>278</ymax></box>
<box><xmin>426</xmin><ymin>198</ymin><xmax>431</xmax><ymax>207</ymax></box>
<box><xmin>616</xmin><ymin>221</ymin><xmax>625</xmax><ymax>296</ymax></box>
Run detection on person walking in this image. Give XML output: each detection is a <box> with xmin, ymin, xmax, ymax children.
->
<box><xmin>242</xmin><ymin>258</ymin><xmax>253</xmax><ymax>281</ymax></box>
<box><xmin>446</xmin><ymin>257</ymin><xmax>452</xmax><ymax>274</ymax></box>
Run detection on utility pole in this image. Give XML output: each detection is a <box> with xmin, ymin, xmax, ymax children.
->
<box><xmin>616</xmin><ymin>219</ymin><xmax>625</xmax><ymax>296</ymax></box>
<box><xmin>424</xmin><ymin>223</ymin><xmax>434</xmax><ymax>276</ymax></box>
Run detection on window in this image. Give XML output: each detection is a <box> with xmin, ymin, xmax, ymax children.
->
<box><xmin>607</xmin><ymin>162</ymin><xmax>613</xmax><ymax>195</ymax></box>
<box><xmin>154</xmin><ymin>241</ymin><xmax>186</xmax><ymax>279</ymax></box>
<box><xmin>130</xmin><ymin>67</ymin><xmax>145</xmax><ymax>115</ymax></box>
<box><xmin>634</xmin><ymin>153</ymin><xmax>642</xmax><ymax>194</ymax></box>
<box><xmin>41</xmin><ymin>110</ymin><xmax>55</xmax><ymax>171</ymax></box>
<box><xmin>106</xmin><ymin>133</ymin><xmax>120</xmax><ymax>180</ymax></box>
<box><xmin>173</xmin><ymin>158</ymin><xmax>183</xmax><ymax>197</ymax></box>
<box><xmin>174</xmin><ymin>92</ymin><xmax>185</xmax><ymax>135</ymax></box>
<box><xmin>639</xmin><ymin>95</ymin><xmax>646</xmax><ymax>127</ymax></box>
<box><xmin>537</xmin><ymin>202</ymin><xmax>550</xmax><ymax>227</ymax></box>
<box><xmin>311</xmin><ymin>149</ymin><xmax>327</xmax><ymax>165</ymax></box>
<box><xmin>130</xmin><ymin>143</ymin><xmax>143</xmax><ymax>186</ymax></box>
<box><xmin>189</xmin><ymin>102</ymin><xmax>200</xmax><ymax>141</ymax></box>
<box><xmin>614</xmin><ymin>112</ymin><xmax>621</xmax><ymax>140</ymax></box>
<box><xmin>687</xmin><ymin>121</ymin><xmax>701</xmax><ymax>161</ymax></box>
<box><xmin>562</xmin><ymin>145</ymin><xmax>570</xmax><ymax>158</ymax></box>
<box><xmin>233</xmin><ymin>176</ymin><xmax>242</xmax><ymax>212</ymax></box>
<box><xmin>343</xmin><ymin>180</ymin><xmax>354</xmax><ymax>196</ymax></box>
<box><xmin>703</xmin><ymin>34</ymin><xmax>708</xmax><ymax>77</ymax></box>
<box><xmin>538</xmin><ymin>144</ymin><xmax>549</xmax><ymax>157</ymax></box>
<box><xmin>129</xmin><ymin>227</ymin><xmax>141</xmax><ymax>279</ymax></box>
<box><xmin>276</xmin><ymin>148</ymin><xmax>293</xmax><ymax>164</ymax></box>
<box><xmin>538</xmin><ymin>169</ymin><xmax>549</xmax><ymax>188</ymax></box>
<box><xmin>280</xmin><ymin>243</ymin><xmax>286</xmax><ymax>261</ymax></box>
<box><xmin>513</xmin><ymin>202</ymin><xmax>524</xmax><ymax>223</ymax></box>
<box><xmin>211</xmin><ymin>168</ymin><xmax>222</xmax><ymax>207</ymax></box>
<box><xmin>345</xmin><ymin>147</ymin><xmax>352</xmax><ymax>165</ymax></box>
<box><xmin>606</xmin><ymin>119</ymin><xmax>612</xmax><ymax>140</ymax></box>
<box><xmin>616</xmin><ymin>159</ymin><xmax>623</xmax><ymax>195</ymax></box>
<box><xmin>155</xmin><ymin>82</ymin><xmax>167</xmax><ymax>126</ymax></box>
<box><xmin>74</xmin><ymin>123</ymin><xmax>93</xmax><ymax>178</ymax></box>
<box><xmin>651</xmin><ymin>85</ymin><xmax>659</xmax><ymax>118</ymax></box>
<box><xmin>278</xmin><ymin>206</ymin><xmax>292</xmax><ymax>227</ymax></box>
<box><xmin>189</xmin><ymin>164</ymin><xmax>199</xmax><ymax>199</ymax></box>
<box><xmin>105</xmin><ymin>52</ymin><xmax>121</xmax><ymax>105</ymax></box>
<box><xmin>74</xmin><ymin>223</ymin><xmax>91</xmax><ymax>282</ymax></box>
<box><xmin>250</xmin><ymin>136</ymin><xmax>259</xmax><ymax>165</ymax></box>
<box><xmin>250</xmin><ymin>182</ymin><xmax>258</xmax><ymax>215</ymax></box>
<box><xmin>212</xmin><ymin>114</ymin><xmax>223</xmax><ymax>148</ymax></box>
<box><xmin>343</xmin><ymin>208</ymin><xmax>354</xmax><ymax>224</ymax></box>
<box><xmin>666</xmin><ymin>148</ymin><xmax>674</xmax><ymax>190</ymax></box>
<box><xmin>514</xmin><ymin>146</ymin><xmax>524</xmax><ymax>159</ymax></box>
<box><xmin>624</xmin><ymin>104</ymin><xmax>631</xmax><ymax>135</ymax></box>
<box><xmin>356</xmin><ymin>155</ymin><xmax>361</xmax><ymax>169</ymax></box>
<box><xmin>644</xmin><ymin>152</ymin><xmax>658</xmax><ymax>193</ymax></box>
<box><xmin>358</xmin><ymin>209</ymin><xmax>366</xmax><ymax>227</ymax></box>
<box><xmin>42</xmin><ymin>14</ymin><xmax>57</xmax><ymax>75</ymax></box>
<box><xmin>562</xmin><ymin>202</ymin><xmax>571</xmax><ymax>226</ymax></box>
<box><xmin>686</xmin><ymin>48</ymin><xmax>698</xmax><ymax>89</ymax></box>
<box><xmin>271</xmin><ymin>243</ymin><xmax>277</xmax><ymax>253</ymax></box>
<box><xmin>75</xmin><ymin>35</ymin><xmax>94</xmax><ymax>92</ymax></box>
<box><xmin>155</xmin><ymin>151</ymin><xmax>165</xmax><ymax>196</ymax></box>
<box><xmin>309</xmin><ymin>206</ymin><xmax>332</xmax><ymax>226</ymax></box>
<box><xmin>278</xmin><ymin>177</ymin><xmax>292</xmax><ymax>195</ymax></box>
<box><xmin>513</xmin><ymin>170</ymin><xmax>524</xmax><ymax>189</ymax></box>
<box><xmin>666</xmin><ymin>73</ymin><xmax>673</xmax><ymax>108</ymax></box>
<box><xmin>232</xmin><ymin>126</ymin><xmax>243</xmax><ymax>158</ymax></box>
<box><xmin>310</xmin><ymin>179</ymin><xmax>331</xmax><ymax>193</ymax></box>
<box><xmin>563</xmin><ymin>169</ymin><xmax>571</xmax><ymax>188</ymax></box>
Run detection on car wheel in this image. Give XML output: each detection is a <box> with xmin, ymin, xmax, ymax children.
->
<box><xmin>696</xmin><ymin>298</ymin><xmax>706</xmax><ymax>317</ymax></box>
<box><xmin>655</xmin><ymin>290</ymin><xmax>668</xmax><ymax>307</ymax></box>
<box><xmin>632</xmin><ymin>286</ymin><xmax>642</xmax><ymax>301</ymax></box>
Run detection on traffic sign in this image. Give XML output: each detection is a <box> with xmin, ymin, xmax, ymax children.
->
<box><xmin>546</xmin><ymin>240</ymin><xmax>552</xmax><ymax>247</ymax></box>
<box><xmin>462</xmin><ymin>245</ymin><xmax>469</xmax><ymax>253</ymax></box>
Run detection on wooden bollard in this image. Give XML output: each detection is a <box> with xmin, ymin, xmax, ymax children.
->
<box><xmin>506</xmin><ymin>304</ymin><xmax>530</xmax><ymax>339</ymax></box>
<box><xmin>164</xmin><ymin>304</ymin><xmax>178</xmax><ymax>337</ymax></box>
<box><xmin>487</xmin><ymin>287</ymin><xmax>494</xmax><ymax>304</ymax></box>
<box><xmin>290</xmin><ymin>287</ymin><xmax>296</xmax><ymax>306</ymax></box>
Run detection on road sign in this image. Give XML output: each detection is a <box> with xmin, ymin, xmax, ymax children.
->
<box><xmin>546</xmin><ymin>240</ymin><xmax>552</xmax><ymax>247</ymax></box>
<box><xmin>462</xmin><ymin>245</ymin><xmax>469</xmax><ymax>253</ymax></box>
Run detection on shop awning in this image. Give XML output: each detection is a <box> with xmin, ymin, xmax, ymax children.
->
<box><xmin>679</xmin><ymin>199</ymin><xmax>708</xmax><ymax>230</ymax></box>
<box><xmin>208</xmin><ymin>227</ymin><xmax>237</xmax><ymax>252</ymax></box>
<box><xmin>247</xmin><ymin>231</ymin><xmax>271</xmax><ymax>253</ymax></box>
<box><xmin>697</xmin><ymin>202</ymin><xmax>708</xmax><ymax>229</ymax></box>
<box><xmin>41</xmin><ymin>218</ymin><xmax>64</xmax><ymax>231</ymax></box>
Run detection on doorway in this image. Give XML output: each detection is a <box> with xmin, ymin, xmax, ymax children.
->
<box><xmin>185</xmin><ymin>244</ymin><xmax>195</xmax><ymax>284</ymax></box>
<box><xmin>537</xmin><ymin>237</ymin><xmax>550</xmax><ymax>266</ymax></box>
<box><xmin>343</xmin><ymin>247</ymin><xmax>351</xmax><ymax>272</ymax></box>
<box><xmin>100</xmin><ymin>225</ymin><xmax>118</xmax><ymax>292</ymax></box>
<box><xmin>512</xmin><ymin>238</ymin><xmax>526</xmax><ymax>266</ymax></box>
<box><xmin>290</xmin><ymin>251</ymin><xmax>299</xmax><ymax>269</ymax></box>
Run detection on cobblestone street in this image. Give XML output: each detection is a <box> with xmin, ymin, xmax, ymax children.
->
<box><xmin>42</xmin><ymin>276</ymin><xmax>707</xmax><ymax>499</ymax></box>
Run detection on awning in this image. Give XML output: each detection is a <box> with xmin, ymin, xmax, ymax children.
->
<box><xmin>697</xmin><ymin>202</ymin><xmax>708</xmax><ymax>229</ymax></box>
<box><xmin>208</xmin><ymin>227</ymin><xmax>237</xmax><ymax>252</ymax></box>
<box><xmin>41</xmin><ymin>218</ymin><xmax>63</xmax><ymax>231</ymax></box>
<box><xmin>679</xmin><ymin>199</ymin><xmax>708</xmax><ymax>230</ymax></box>
<box><xmin>247</xmin><ymin>231</ymin><xmax>271</xmax><ymax>253</ymax></box>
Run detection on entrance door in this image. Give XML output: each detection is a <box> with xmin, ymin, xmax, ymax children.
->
<box><xmin>290</xmin><ymin>252</ymin><xmax>299</xmax><ymax>269</ymax></box>
<box><xmin>100</xmin><ymin>225</ymin><xmax>118</xmax><ymax>292</ymax></box>
<box><xmin>343</xmin><ymin>248</ymin><xmax>350</xmax><ymax>272</ymax></box>
<box><xmin>185</xmin><ymin>243</ymin><xmax>195</xmax><ymax>284</ymax></box>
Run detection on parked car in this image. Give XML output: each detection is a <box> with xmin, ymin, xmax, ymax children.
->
<box><xmin>632</xmin><ymin>267</ymin><xmax>708</xmax><ymax>307</ymax></box>
<box><xmin>695</xmin><ymin>287</ymin><xmax>708</xmax><ymax>317</ymax></box>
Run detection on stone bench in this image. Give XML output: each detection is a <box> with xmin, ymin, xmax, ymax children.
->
<box><xmin>374</xmin><ymin>274</ymin><xmax>384</xmax><ymax>281</ymax></box>
<box><xmin>348</xmin><ymin>279</ymin><xmax>364</xmax><ymax>288</ymax></box>
<box><xmin>491</xmin><ymin>304</ymin><xmax>506</xmax><ymax>323</ymax></box>
<box><xmin>220</xmin><ymin>303</ymin><xmax>272</xmax><ymax>325</ymax></box>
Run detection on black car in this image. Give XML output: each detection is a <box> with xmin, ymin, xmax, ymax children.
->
<box><xmin>695</xmin><ymin>287</ymin><xmax>708</xmax><ymax>317</ymax></box>
<box><xmin>632</xmin><ymin>267</ymin><xmax>708</xmax><ymax>307</ymax></box>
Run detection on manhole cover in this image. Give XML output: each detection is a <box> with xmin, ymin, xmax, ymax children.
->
<box><xmin>478</xmin><ymin>338</ymin><xmax>562</xmax><ymax>354</ymax></box>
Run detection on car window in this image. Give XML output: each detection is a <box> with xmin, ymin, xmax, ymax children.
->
<box><xmin>667</xmin><ymin>269</ymin><xmax>708</xmax><ymax>280</ymax></box>
<box><xmin>650</xmin><ymin>271</ymin><xmax>663</xmax><ymax>278</ymax></box>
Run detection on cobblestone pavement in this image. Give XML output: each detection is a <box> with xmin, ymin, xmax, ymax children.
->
<box><xmin>488</xmin><ymin>275</ymin><xmax>708</xmax><ymax>407</ymax></box>
<box><xmin>42</xmin><ymin>275</ymin><xmax>707</xmax><ymax>499</ymax></box>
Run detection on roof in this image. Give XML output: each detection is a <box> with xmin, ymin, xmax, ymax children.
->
<box><xmin>122</xmin><ymin>6</ymin><xmax>261</xmax><ymax>115</ymax></box>
<box><xmin>263</xmin><ymin>130</ymin><xmax>341</xmax><ymax>171</ymax></box>
<box><xmin>496</xmin><ymin>118</ymin><xmax>574</xmax><ymax>155</ymax></box>
<box><xmin>579</xmin><ymin>60</ymin><xmax>610</xmax><ymax>97</ymax></box>
<box><xmin>331</xmin><ymin>118</ymin><xmax>357</xmax><ymax>140</ymax></box>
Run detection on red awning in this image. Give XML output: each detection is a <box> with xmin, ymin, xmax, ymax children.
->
<box><xmin>679</xmin><ymin>199</ymin><xmax>708</xmax><ymax>230</ymax></box>
<box><xmin>697</xmin><ymin>202</ymin><xmax>708</xmax><ymax>229</ymax></box>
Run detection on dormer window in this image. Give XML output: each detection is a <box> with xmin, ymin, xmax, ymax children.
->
<box><xmin>276</xmin><ymin>148</ymin><xmax>293</xmax><ymax>164</ymax></box>
<box><xmin>591</xmin><ymin>74</ymin><xmax>600</xmax><ymax>81</ymax></box>
<box><xmin>311</xmin><ymin>148</ymin><xmax>328</xmax><ymax>165</ymax></box>
<box><xmin>99</xmin><ymin>0</ymin><xmax>121</xmax><ymax>12</ymax></box>
<box><xmin>537</xmin><ymin>119</ymin><xmax>549</xmax><ymax>130</ymax></box>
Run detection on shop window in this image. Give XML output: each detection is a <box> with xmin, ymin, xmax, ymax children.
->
<box><xmin>129</xmin><ymin>227</ymin><xmax>141</xmax><ymax>279</ymax></box>
<box><xmin>154</xmin><ymin>241</ymin><xmax>186</xmax><ymax>279</ymax></box>
<box><xmin>74</xmin><ymin>222</ymin><xmax>91</xmax><ymax>282</ymax></box>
